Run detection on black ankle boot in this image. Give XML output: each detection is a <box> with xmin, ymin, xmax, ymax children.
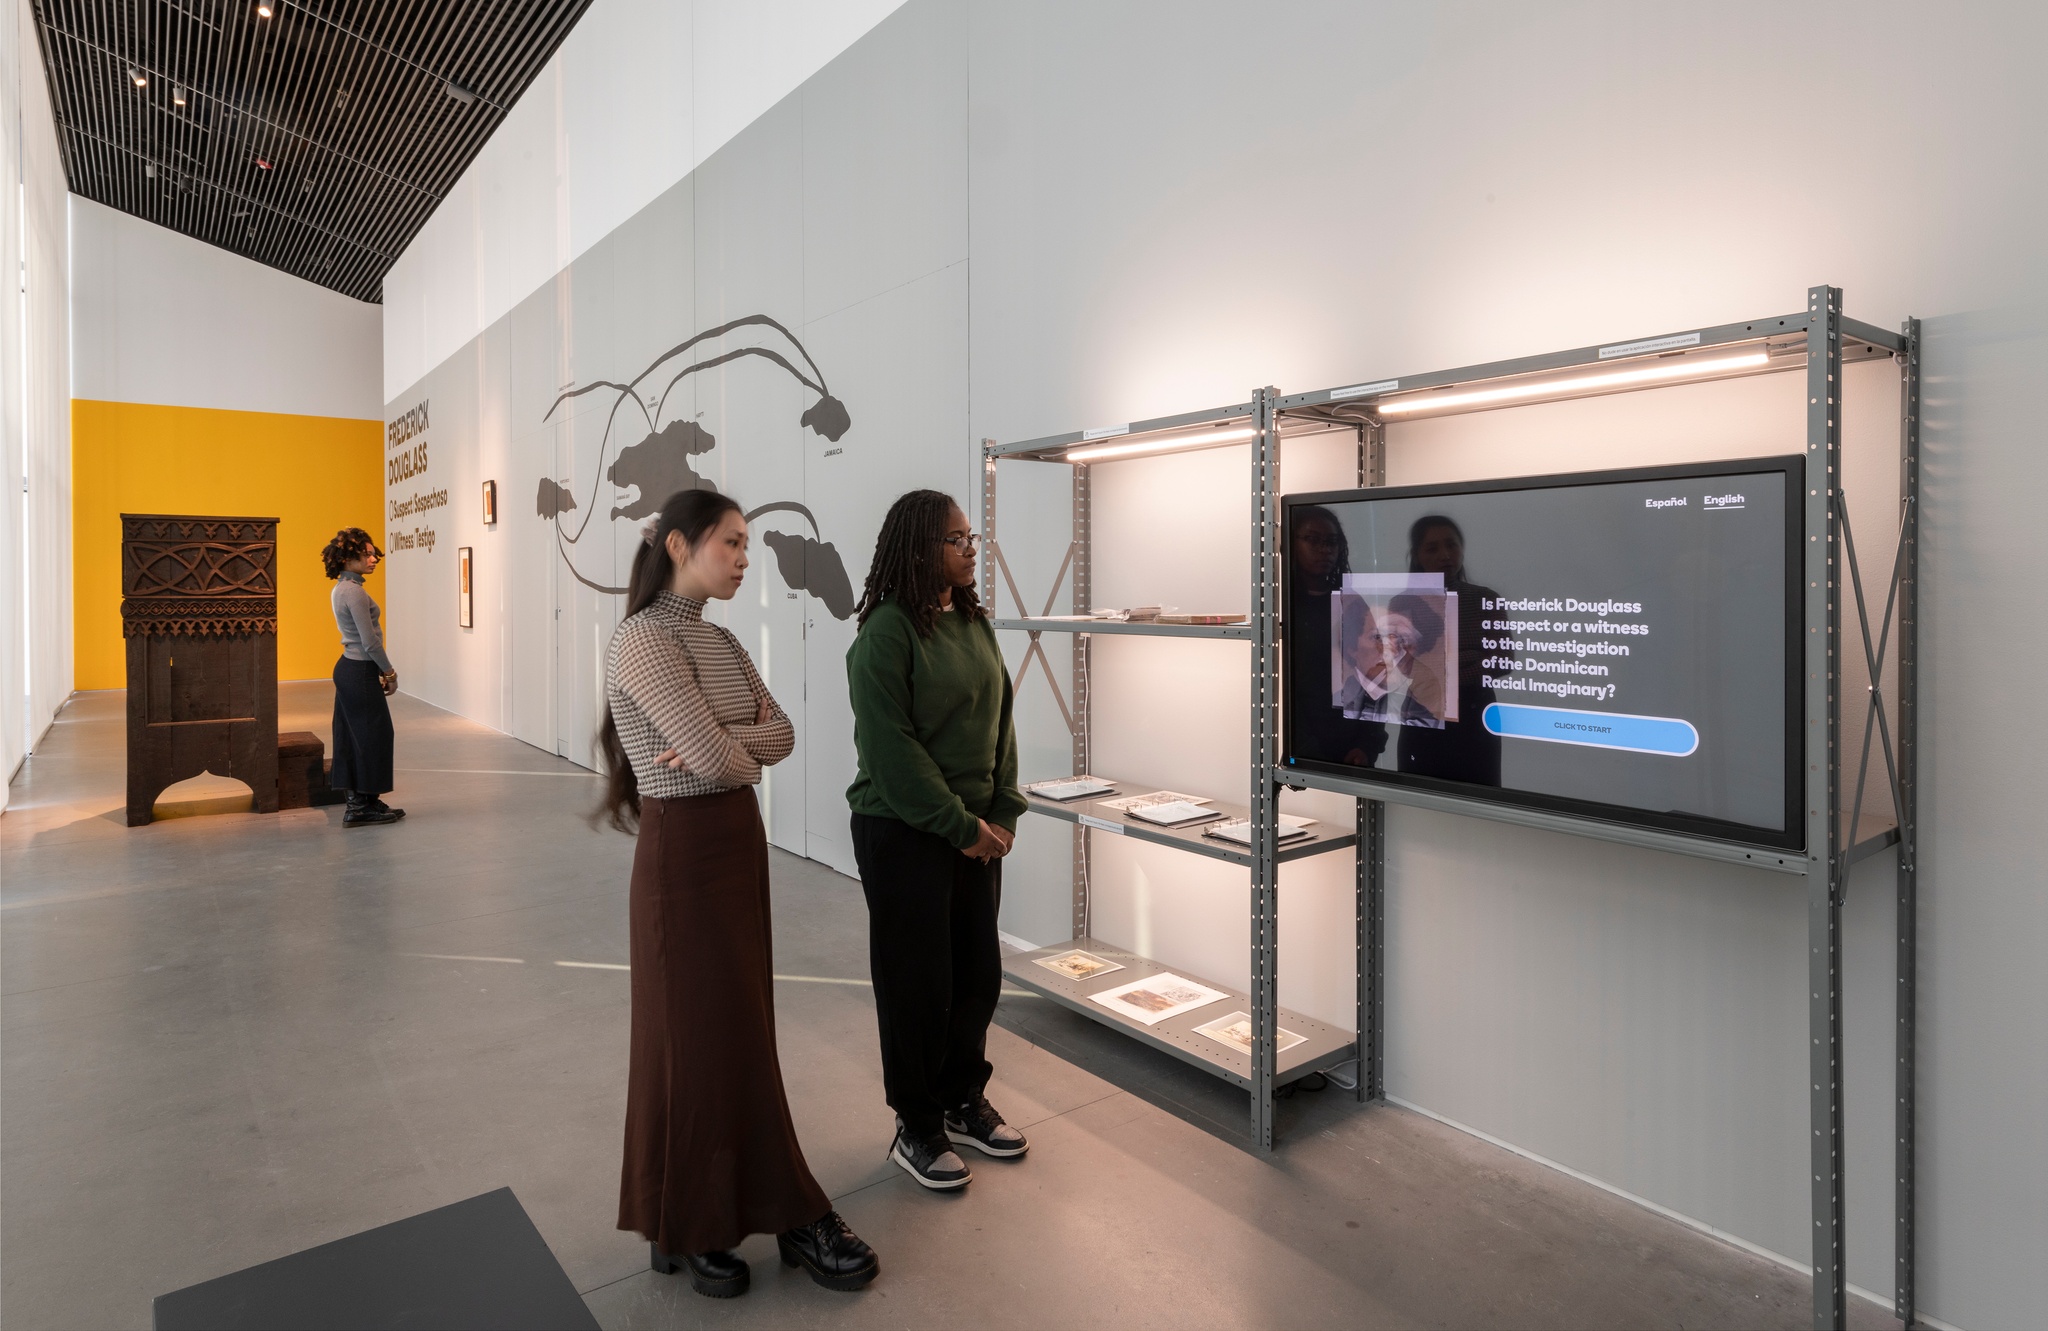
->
<box><xmin>649</xmin><ymin>1244</ymin><xmax>748</xmax><ymax>1298</ymax></box>
<box><xmin>343</xmin><ymin>793</ymin><xmax>403</xmax><ymax>827</ymax></box>
<box><xmin>777</xmin><ymin>1211</ymin><xmax>877</xmax><ymax>1291</ymax></box>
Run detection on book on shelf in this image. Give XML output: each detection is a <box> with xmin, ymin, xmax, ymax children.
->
<box><xmin>1155</xmin><ymin>612</ymin><xmax>1247</xmax><ymax>625</ymax></box>
<box><xmin>1126</xmin><ymin>799</ymin><xmax>1226</xmax><ymax>828</ymax></box>
<box><xmin>1202</xmin><ymin>814</ymin><xmax>1316</xmax><ymax>846</ymax></box>
<box><xmin>1023</xmin><ymin>776</ymin><xmax>1117</xmax><ymax>801</ymax></box>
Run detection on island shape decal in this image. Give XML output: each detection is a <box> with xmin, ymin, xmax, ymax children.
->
<box><xmin>535</xmin><ymin>314</ymin><xmax>856</xmax><ymax>619</ymax></box>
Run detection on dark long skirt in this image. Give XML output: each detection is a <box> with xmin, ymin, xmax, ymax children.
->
<box><xmin>330</xmin><ymin>656</ymin><xmax>394</xmax><ymax>796</ymax></box>
<box><xmin>618</xmin><ymin>788</ymin><xmax>830</xmax><ymax>1255</ymax></box>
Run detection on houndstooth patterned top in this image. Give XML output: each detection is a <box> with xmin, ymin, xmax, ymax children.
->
<box><xmin>605</xmin><ymin>591</ymin><xmax>793</xmax><ymax>799</ymax></box>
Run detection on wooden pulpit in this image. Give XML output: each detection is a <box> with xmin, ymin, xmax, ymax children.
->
<box><xmin>122</xmin><ymin>514</ymin><xmax>281</xmax><ymax>825</ymax></box>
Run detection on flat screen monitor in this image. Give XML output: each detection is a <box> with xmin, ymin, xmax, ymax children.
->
<box><xmin>1282</xmin><ymin>455</ymin><xmax>1803</xmax><ymax>849</ymax></box>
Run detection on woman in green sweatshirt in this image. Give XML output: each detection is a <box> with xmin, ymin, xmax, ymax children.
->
<box><xmin>846</xmin><ymin>489</ymin><xmax>1031</xmax><ymax>1191</ymax></box>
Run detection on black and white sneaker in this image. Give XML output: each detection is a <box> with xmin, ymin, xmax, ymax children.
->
<box><xmin>945</xmin><ymin>1094</ymin><xmax>1028</xmax><ymax>1159</ymax></box>
<box><xmin>888</xmin><ymin>1123</ymin><xmax>972</xmax><ymax>1190</ymax></box>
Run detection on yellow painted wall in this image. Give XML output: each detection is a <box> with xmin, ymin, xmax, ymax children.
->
<box><xmin>72</xmin><ymin>400</ymin><xmax>385</xmax><ymax>689</ymax></box>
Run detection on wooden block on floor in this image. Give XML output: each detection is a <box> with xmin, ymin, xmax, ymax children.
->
<box><xmin>276</xmin><ymin>731</ymin><xmax>344</xmax><ymax>809</ymax></box>
<box><xmin>152</xmin><ymin>1187</ymin><xmax>597</xmax><ymax>1331</ymax></box>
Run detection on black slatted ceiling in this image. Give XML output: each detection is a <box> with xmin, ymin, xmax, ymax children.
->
<box><xmin>33</xmin><ymin>0</ymin><xmax>595</xmax><ymax>303</ymax></box>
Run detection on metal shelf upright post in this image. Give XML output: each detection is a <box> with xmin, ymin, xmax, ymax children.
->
<box><xmin>982</xmin><ymin>399</ymin><xmax>1362</xmax><ymax>1148</ymax></box>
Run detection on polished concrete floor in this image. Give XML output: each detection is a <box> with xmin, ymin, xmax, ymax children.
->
<box><xmin>2</xmin><ymin>685</ymin><xmax>1891</xmax><ymax>1329</ymax></box>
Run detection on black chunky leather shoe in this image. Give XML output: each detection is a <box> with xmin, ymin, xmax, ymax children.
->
<box><xmin>648</xmin><ymin>1244</ymin><xmax>749</xmax><ymax>1298</ymax></box>
<box><xmin>777</xmin><ymin>1211</ymin><xmax>877</xmax><ymax>1291</ymax></box>
<box><xmin>343</xmin><ymin>797</ymin><xmax>404</xmax><ymax>827</ymax></box>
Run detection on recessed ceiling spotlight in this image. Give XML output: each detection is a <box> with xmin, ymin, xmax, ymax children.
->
<box><xmin>444</xmin><ymin>81</ymin><xmax>475</xmax><ymax>105</ymax></box>
<box><xmin>127</xmin><ymin>66</ymin><xmax>147</xmax><ymax>88</ymax></box>
<box><xmin>172</xmin><ymin>85</ymin><xmax>187</xmax><ymax>107</ymax></box>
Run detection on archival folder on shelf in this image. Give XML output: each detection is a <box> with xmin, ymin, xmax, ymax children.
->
<box><xmin>1282</xmin><ymin>455</ymin><xmax>1804</xmax><ymax>854</ymax></box>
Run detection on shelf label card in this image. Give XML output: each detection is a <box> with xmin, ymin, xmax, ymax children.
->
<box><xmin>1598</xmin><ymin>331</ymin><xmax>1700</xmax><ymax>359</ymax></box>
<box><xmin>1329</xmin><ymin>379</ymin><xmax>1398</xmax><ymax>401</ymax></box>
<box><xmin>1081</xmin><ymin>423</ymin><xmax>1131</xmax><ymax>441</ymax></box>
<box><xmin>1078</xmin><ymin>814</ymin><xmax>1125</xmax><ymax>835</ymax></box>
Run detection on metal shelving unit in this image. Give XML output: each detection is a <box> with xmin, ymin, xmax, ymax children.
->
<box><xmin>987</xmin><ymin>286</ymin><xmax>1917</xmax><ymax>1331</ymax></box>
<box><xmin>981</xmin><ymin>397</ymin><xmax>1364</xmax><ymax>1142</ymax></box>
<box><xmin>1265</xmin><ymin>286</ymin><xmax>1919</xmax><ymax>1331</ymax></box>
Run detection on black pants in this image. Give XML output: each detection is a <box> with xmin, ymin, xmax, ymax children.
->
<box><xmin>850</xmin><ymin>812</ymin><xmax>1002</xmax><ymax>1141</ymax></box>
<box><xmin>330</xmin><ymin>656</ymin><xmax>394</xmax><ymax>797</ymax></box>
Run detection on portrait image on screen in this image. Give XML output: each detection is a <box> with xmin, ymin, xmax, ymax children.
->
<box><xmin>1283</xmin><ymin>456</ymin><xmax>1803</xmax><ymax>849</ymax></box>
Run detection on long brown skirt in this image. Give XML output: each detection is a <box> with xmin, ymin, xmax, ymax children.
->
<box><xmin>617</xmin><ymin>787</ymin><xmax>830</xmax><ymax>1254</ymax></box>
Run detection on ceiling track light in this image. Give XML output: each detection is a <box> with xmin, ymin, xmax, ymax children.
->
<box><xmin>1065</xmin><ymin>424</ymin><xmax>1256</xmax><ymax>463</ymax></box>
<box><xmin>172</xmin><ymin>85</ymin><xmax>187</xmax><ymax>107</ymax></box>
<box><xmin>127</xmin><ymin>66</ymin><xmax>147</xmax><ymax>88</ymax></box>
<box><xmin>256</xmin><ymin>3</ymin><xmax>273</xmax><ymax>17</ymax></box>
<box><xmin>445</xmin><ymin>81</ymin><xmax>476</xmax><ymax>105</ymax></box>
<box><xmin>1372</xmin><ymin>351</ymin><xmax>1773</xmax><ymax>418</ymax></box>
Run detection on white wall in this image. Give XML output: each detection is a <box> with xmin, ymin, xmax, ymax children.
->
<box><xmin>1</xmin><ymin>0</ymin><xmax>72</xmax><ymax>805</ymax></box>
<box><xmin>967</xmin><ymin>5</ymin><xmax>2045</xmax><ymax>1327</ymax></box>
<box><xmin>380</xmin><ymin>0</ymin><xmax>907</xmax><ymax>402</ymax></box>
<box><xmin>69</xmin><ymin>196</ymin><xmax>380</xmax><ymax>418</ymax></box>
<box><xmin>381</xmin><ymin>2</ymin><xmax>2046</xmax><ymax>1325</ymax></box>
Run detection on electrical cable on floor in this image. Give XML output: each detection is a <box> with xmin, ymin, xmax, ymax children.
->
<box><xmin>1323</xmin><ymin>1059</ymin><xmax>1361</xmax><ymax>1092</ymax></box>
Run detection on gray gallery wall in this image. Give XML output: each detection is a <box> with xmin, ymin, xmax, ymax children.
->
<box><xmin>386</xmin><ymin>3</ymin><xmax>2046</xmax><ymax>1325</ymax></box>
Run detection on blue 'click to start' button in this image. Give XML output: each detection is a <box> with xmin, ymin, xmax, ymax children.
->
<box><xmin>1482</xmin><ymin>703</ymin><xmax>1698</xmax><ymax>756</ymax></box>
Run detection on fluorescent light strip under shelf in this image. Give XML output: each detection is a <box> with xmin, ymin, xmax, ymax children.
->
<box><xmin>1375</xmin><ymin>351</ymin><xmax>1771</xmax><ymax>417</ymax></box>
<box><xmin>1065</xmin><ymin>425</ymin><xmax>1256</xmax><ymax>462</ymax></box>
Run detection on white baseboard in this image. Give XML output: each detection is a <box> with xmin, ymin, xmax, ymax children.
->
<box><xmin>1385</xmin><ymin>1096</ymin><xmax>1964</xmax><ymax>1331</ymax></box>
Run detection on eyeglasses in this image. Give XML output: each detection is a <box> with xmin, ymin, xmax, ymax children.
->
<box><xmin>941</xmin><ymin>532</ymin><xmax>983</xmax><ymax>552</ymax></box>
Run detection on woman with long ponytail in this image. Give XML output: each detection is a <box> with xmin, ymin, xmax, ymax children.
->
<box><xmin>598</xmin><ymin>487</ymin><xmax>878</xmax><ymax>1299</ymax></box>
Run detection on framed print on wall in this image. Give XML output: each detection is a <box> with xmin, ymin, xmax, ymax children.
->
<box><xmin>458</xmin><ymin>546</ymin><xmax>474</xmax><ymax>628</ymax></box>
<box><xmin>481</xmin><ymin>480</ymin><xmax>498</xmax><ymax>525</ymax></box>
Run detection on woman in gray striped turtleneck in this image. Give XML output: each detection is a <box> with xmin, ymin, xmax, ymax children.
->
<box><xmin>322</xmin><ymin>527</ymin><xmax>405</xmax><ymax>827</ymax></box>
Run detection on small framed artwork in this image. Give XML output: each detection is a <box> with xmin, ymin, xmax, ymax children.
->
<box><xmin>481</xmin><ymin>479</ymin><xmax>498</xmax><ymax>525</ymax></box>
<box><xmin>458</xmin><ymin>546</ymin><xmax>474</xmax><ymax>628</ymax></box>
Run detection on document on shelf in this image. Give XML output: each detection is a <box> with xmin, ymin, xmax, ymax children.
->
<box><xmin>1088</xmin><ymin>973</ymin><xmax>1232</xmax><ymax>1026</ymax></box>
<box><xmin>1023</xmin><ymin>776</ymin><xmax>1117</xmax><ymax>801</ymax></box>
<box><xmin>1194</xmin><ymin>1010</ymin><xmax>1307</xmax><ymax>1056</ymax></box>
<box><xmin>1126</xmin><ymin>799</ymin><xmax>1226</xmax><ymax>828</ymax></box>
<box><xmin>1202</xmin><ymin>815</ymin><xmax>1316</xmax><ymax>846</ymax></box>
<box><xmin>1098</xmin><ymin>790</ymin><xmax>1212</xmax><ymax>813</ymax></box>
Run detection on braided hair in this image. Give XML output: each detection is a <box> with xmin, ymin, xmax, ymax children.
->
<box><xmin>854</xmin><ymin>489</ymin><xmax>982</xmax><ymax>638</ymax></box>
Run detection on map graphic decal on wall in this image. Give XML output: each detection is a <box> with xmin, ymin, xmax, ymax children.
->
<box><xmin>538</xmin><ymin>314</ymin><xmax>855</xmax><ymax>616</ymax></box>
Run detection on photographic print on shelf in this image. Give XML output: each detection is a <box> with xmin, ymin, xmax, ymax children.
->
<box><xmin>1194</xmin><ymin>1011</ymin><xmax>1307</xmax><ymax>1056</ymax></box>
<box><xmin>1087</xmin><ymin>973</ymin><xmax>1231</xmax><ymax>1026</ymax></box>
<box><xmin>1032</xmin><ymin>949</ymin><xmax>1125</xmax><ymax>982</ymax></box>
<box><xmin>458</xmin><ymin>546</ymin><xmax>474</xmax><ymax>628</ymax></box>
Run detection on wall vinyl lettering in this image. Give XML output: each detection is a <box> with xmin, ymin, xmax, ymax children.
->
<box><xmin>481</xmin><ymin>480</ymin><xmax>497</xmax><ymax>526</ymax></box>
<box><xmin>537</xmin><ymin>313</ymin><xmax>857</xmax><ymax>617</ymax></box>
<box><xmin>458</xmin><ymin>546</ymin><xmax>473</xmax><ymax>628</ymax></box>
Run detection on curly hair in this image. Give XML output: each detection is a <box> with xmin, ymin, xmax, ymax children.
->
<box><xmin>321</xmin><ymin>527</ymin><xmax>382</xmax><ymax>578</ymax></box>
<box><xmin>853</xmin><ymin>489</ymin><xmax>982</xmax><ymax>638</ymax></box>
